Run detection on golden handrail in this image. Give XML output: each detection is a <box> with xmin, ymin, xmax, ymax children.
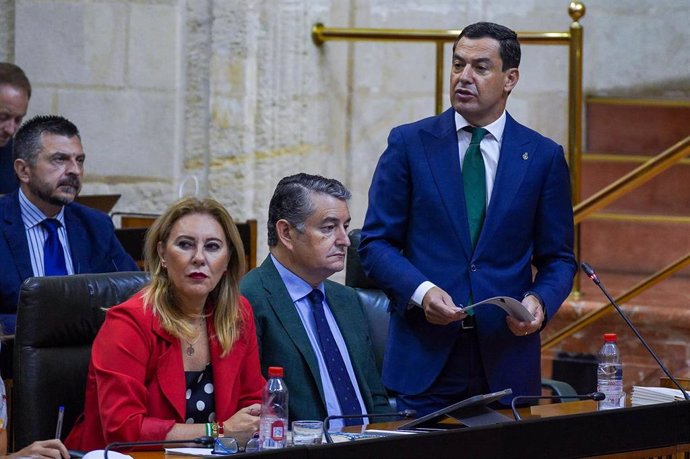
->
<box><xmin>311</xmin><ymin>3</ymin><xmax>689</xmax><ymax>360</ymax></box>
<box><xmin>574</xmin><ymin>136</ymin><xmax>690</xmax><ymax>223</ymax></box>
<box><xmin>542</xmin><ymin>136</ymin><xmax>690</xmax><ymax>349</ymax></box>
<box><xmin>542</xmin><ymin>253</ymin><xmax>690</xmax><ymax>350</ymax></box>
<box><xmin>313</xmin><ymin>2</ymin><xmax>587</xmax><ymax>292</ymax></box>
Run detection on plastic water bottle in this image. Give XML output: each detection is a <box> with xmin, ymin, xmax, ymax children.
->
<box><xmin>259</xmin><ymin>366</ymin><xmax>289</xmax><ymax>449</ymax></box>
<box><xmin>597</xmin><ymin>333</ymin><xmax>623</xmax><ymax>410</ymax></box>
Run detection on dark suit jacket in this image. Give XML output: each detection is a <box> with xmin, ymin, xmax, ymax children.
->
<box><xmin>240</xmin><ymin>256</ymin><xmax>391</xmax><ymax>422</ymax></box>
<box><xmin>359</xmin><ymin>109</ymin><xmax>577</xmax><ymax>401</ymax></box>
<box><xmin>65</xmin><ymin>293</ymin><xmax>264</xmax><ymax>450</ymax></box>
<box><xmin>0</xmin><ymin>190</ymin><xmax>138</xmax><ymax>331</ymax></box>
<box><xmin>0</xmin><ymin>140</ymin><xmax>19</xmax><ymax>195</ymax></box>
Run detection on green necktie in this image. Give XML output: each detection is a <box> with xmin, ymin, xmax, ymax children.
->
<box><xmin>462</xmin><ymin>126</ymin><xmax>489</xmax><ymax>249</ymax></box>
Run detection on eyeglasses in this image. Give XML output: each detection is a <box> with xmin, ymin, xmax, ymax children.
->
<box><xmin>211</xmin><ymin>437</ymin><xmax>238</xmax><ymax>455</ymax></box>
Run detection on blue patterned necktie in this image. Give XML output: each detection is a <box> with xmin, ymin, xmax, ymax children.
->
<box><xmin>41</xmin><ymin>218</ymin><xmax>68</xmax><ymax>276</ymax></box>
<box><xmin>307</xmin><ymin>289</ymin><xmax>363</xmax><ymax>425</ymax></box>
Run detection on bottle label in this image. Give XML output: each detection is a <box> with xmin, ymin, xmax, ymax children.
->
<box><xmin>270</xmin><ymin>419</ymin><xmax>285</xmax><ymax>442</ymax></box>
<box><xmin>597</xmin><ymin>379</ymin><xmax>624</xmax><ymax>409</ymax></box>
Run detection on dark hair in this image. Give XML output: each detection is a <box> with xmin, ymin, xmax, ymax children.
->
<box><xmin>0</xmin><ymin>62</ymin><xmax>31</xmax><ymax>98</ymax></box>
<box><xmin>267</xmin><ymin>173</ymin><xmax>351</xmax><ymax>247</ymax></box>
<box><xmin>454</xmin><ymin>22</ymin><xmax>521</xmax><ymax>71</ymax></box>
<box><xmin>13</xmin><ymin>115</ymin><xmax>80</xmax><ymax>165</ymax></box>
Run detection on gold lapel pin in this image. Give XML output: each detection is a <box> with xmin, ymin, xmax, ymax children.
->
<box><xmin>522</xmin><ymin>152</ymin><xmax>529</xmax><ymax>160</ymax></box>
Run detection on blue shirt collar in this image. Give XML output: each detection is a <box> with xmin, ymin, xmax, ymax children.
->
<box><xmin>270</xmin><ymin>253</ymin><xmax>324</xmax><ymax>303</ymax></box>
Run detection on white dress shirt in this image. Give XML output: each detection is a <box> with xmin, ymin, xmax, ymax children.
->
<box><xmin>410</xmin><ymin>111</ymin><xmax>507</xmax><ymax>306</ymax></box>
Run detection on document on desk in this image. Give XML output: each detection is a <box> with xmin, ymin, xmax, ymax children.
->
<box><xmin>82</xmin><ymin>451</ymin><xmax>133</xmax><ymax>459</ymax></box>
<box><xmin>164</xmin><ymin>448</ymin><xmax>215</xmax><ymax>457</ymax></box>
<box><xmin>461</xmin><ymin>296</ymin><xmax>535</xmax><ymax>322</ymax></box>
<box><xmin>328</xmin><ymin>430</ymin><xmax>417</xmax><ymax>443</ymax></box>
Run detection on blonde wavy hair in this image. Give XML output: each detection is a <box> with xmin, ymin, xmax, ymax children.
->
<box><xmin>142</xmin><ymin>197</ymin><xmax>246</xmax><ymax>356</ymax></box>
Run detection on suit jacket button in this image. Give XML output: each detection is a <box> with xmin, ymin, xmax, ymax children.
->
<box><xmin>470</xmin><ymin>264</ymin><xmax>477</xmax><ymax>272</ymax></box>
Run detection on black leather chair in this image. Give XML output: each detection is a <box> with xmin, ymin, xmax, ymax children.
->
<box><xmin>346</xmin><ymin>230</ymin><xmax>390</xmax><ymax>376</ymax></box>
<box><xmin>12</xmin><ymin>272</ymin><xmax>149</xmax><ymax>450</ymax></box>
<box><xmin>345</xmin><ymin>229</ymin><xmax>576</xmax><ymax>398</ymax></box>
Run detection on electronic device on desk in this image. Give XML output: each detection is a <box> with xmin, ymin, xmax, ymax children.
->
<box><xmin>397</xmin><ymin>388</ymin><xmax>513</xmax><ymax>431</ymax></box>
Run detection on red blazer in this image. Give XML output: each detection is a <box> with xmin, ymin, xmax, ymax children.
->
<box><xmin>66</xmin><ymin>292</ymin><xmax>265</xmax><ymax>450</ymax></box>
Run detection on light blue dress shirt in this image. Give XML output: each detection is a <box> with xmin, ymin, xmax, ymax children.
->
<box><xmin>270</xmin><ymin>255</ymin><xmax>367</xmax><ymax>429</ymax></box>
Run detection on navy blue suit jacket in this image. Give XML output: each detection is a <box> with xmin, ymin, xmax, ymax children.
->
<box><xmin>0</xmin><ymin>190</ymin><xmax>138</xmax><ymax>332</ymax></box>
<box><xmin>0</xmin><ymin>140</ymin><xmax>19</xmax><ymax>195</ymax></box>
<box><xmin>359</xmin><ymin>109</ymin><xmax>576</xmax><ymax>401</ymax></box>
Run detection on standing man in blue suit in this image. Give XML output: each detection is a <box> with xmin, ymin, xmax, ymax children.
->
<box><xmin>359</xmin><ymin>22</ymin><xmax>577</xmax><ymax>416</ymax></box>
<box><xmin>241</xmin><ymin>173</ymin><xmax>390</xmax><ymax>428</ymax></box>
<box><xmin>0</xmin><ymin>115</ymin><xmax>138</xmax><ymax>334</ymax></box>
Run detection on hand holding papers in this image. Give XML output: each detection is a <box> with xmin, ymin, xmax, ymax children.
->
<box><xmin>461</xmin><ymin>296</ymin><xmax>535</xmax><ymax>322</ymax></box>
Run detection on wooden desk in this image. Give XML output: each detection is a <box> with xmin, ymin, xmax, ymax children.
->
<box><xmin>129</xmin><ymin>401</ymin><xmax>690</xmax><ymax>458</ymax></box>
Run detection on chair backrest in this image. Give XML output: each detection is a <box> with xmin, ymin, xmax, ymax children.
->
<box><xmin>12</xmin><ymin>272</ymin><xmax>149</xmax><ymax>450</ymax></box>
<box><xmin>346</xmin><ymin>229</ymin><xmax>391</xmax><ymax>375</ymax></box>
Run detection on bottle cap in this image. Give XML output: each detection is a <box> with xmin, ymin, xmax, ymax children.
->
<box><xmin>603</xmin><ymin>333</ymin><xmax>617</xmax><ymax>342</ymax></box>
<box><xmin>268</xmin><ymin>366</ymin><xmax>284</xmax><ymax>377</ymax></box>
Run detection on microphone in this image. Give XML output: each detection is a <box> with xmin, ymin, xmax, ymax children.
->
<box><xmin>581</xmin><ymin>262</ymin><xmax>690</xmax><ymax>401</ymax></box>
<box><xmin>510</xmin><ymin>392</ymin><xmax>605</xmax><ymax>420</ymax></box>
<box><xmin>104</xmin><ymin>436</ymin><xmax>214</xmax><ymax>459</ymax></box>
<box><xmin>323</xmin><ymin>410</ymin><xmax>417</xmax><ymax>443</ymax></box>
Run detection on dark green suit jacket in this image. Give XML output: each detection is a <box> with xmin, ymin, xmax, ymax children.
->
<box><xmin>240</xmin><ymin>256</ymin><xmax>391</xmax><ymax>422</ymax></box>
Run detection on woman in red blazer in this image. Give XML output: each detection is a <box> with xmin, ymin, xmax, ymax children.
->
<box><xmin>66</xmin><ymin>197</ymin><xmax>266</xmax><ymax>451</ymax></box>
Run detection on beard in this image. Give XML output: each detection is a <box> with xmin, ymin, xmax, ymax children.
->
<box><xmin>28</xmin><ymin>175</ymin><xmax>81</xmax><ymax>207</ymax></box>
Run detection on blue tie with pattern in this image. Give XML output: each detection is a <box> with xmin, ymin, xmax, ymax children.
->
<box><xmin>42</xmin><ymin>218</ymin><xmax>68</xmax><ymax>276</ymax></box>
<box><xmin>307</xmin><ymin>289</ymin><xmax>363</xmax><ymax>425</ymax></box>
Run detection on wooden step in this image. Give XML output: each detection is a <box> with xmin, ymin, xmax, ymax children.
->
<box><xmin>582</xmin><ymin>158</ymin><xmax>690</xmax><ymax>215</ymax></box>
<box><xmin>546</xmin><ymin>97</ymin><xmax>690</xmax><ymax>394</ymax></box>
<box><xmin>586</xmin><ymin>97</ymin><xmax>690</xmax><ymax>155</ymax></box>
<box><xmin>581</xmin><ymin>97</ymin><xmax>690</xmax><ymax>277</ymax></box>
<box><xmin>580</xmin><ymin>218</ymin><xmax>690</xmax><ymax>276</ymax></box>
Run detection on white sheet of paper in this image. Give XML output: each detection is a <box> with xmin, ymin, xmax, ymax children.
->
<box><xmin>82</xmin><ymin>451</ymin><xmax>134</xmax><ymax>459</ymax></box>
<box><xmin>461</xmin><ymin>296</ymin><xmax>535</xmax><ymax>322</ymax></box>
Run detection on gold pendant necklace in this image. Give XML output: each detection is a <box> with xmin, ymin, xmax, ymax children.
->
<box><xmin>184</xmin><ymin>317</ymin><xmax>205</xmax><ymax>356</ymax></box>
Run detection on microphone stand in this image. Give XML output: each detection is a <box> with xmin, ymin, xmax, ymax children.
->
<box><xmin>323</xmin><ymin>410</ymin><xmax>416</xmax><ymax>444</ymax></box>
<box><xmin>510</xmin><ymin>392</ymin><xmax>605</xmax><ymax>421</ymax></box>
<box><xmin>581</xmin><ymin>262</ymin><xmax>690</xmax><ymax>401</ymax></box>
<box><xmin>104</xmin><ymin>436</ymin><xmax>215</xmax><ymax>459</ymax></box>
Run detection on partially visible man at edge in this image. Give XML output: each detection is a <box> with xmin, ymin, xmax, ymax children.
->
<box><xmin>0</xmin><ymin>63</ymin><xmax>30</xmax><ymax>195</ymax></box>
<box><xmin>0</xmin><ymin>115</ymin><xmax>138</xmax><ymax>334</ymax></box>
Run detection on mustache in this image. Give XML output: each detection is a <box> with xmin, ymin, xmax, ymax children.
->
<box><xmin>58</xmin><ymin>176</ymin><xmax>81</xmax><ymax>188</ymax></box>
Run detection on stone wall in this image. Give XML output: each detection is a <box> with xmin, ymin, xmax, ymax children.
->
<box><xmin>13</xmin><ymin>0</ymin><xmax>179</xmax><ymax>215</ymax></box>
<box><xmin>0</xmin><ymin>0</ymin><xmax>13</xmax><ymax>62</ymax></box>
<box><xmin>5</xmin><ymin>0</ymin><xmax>689</xmax><ymax>266</ymax></box>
